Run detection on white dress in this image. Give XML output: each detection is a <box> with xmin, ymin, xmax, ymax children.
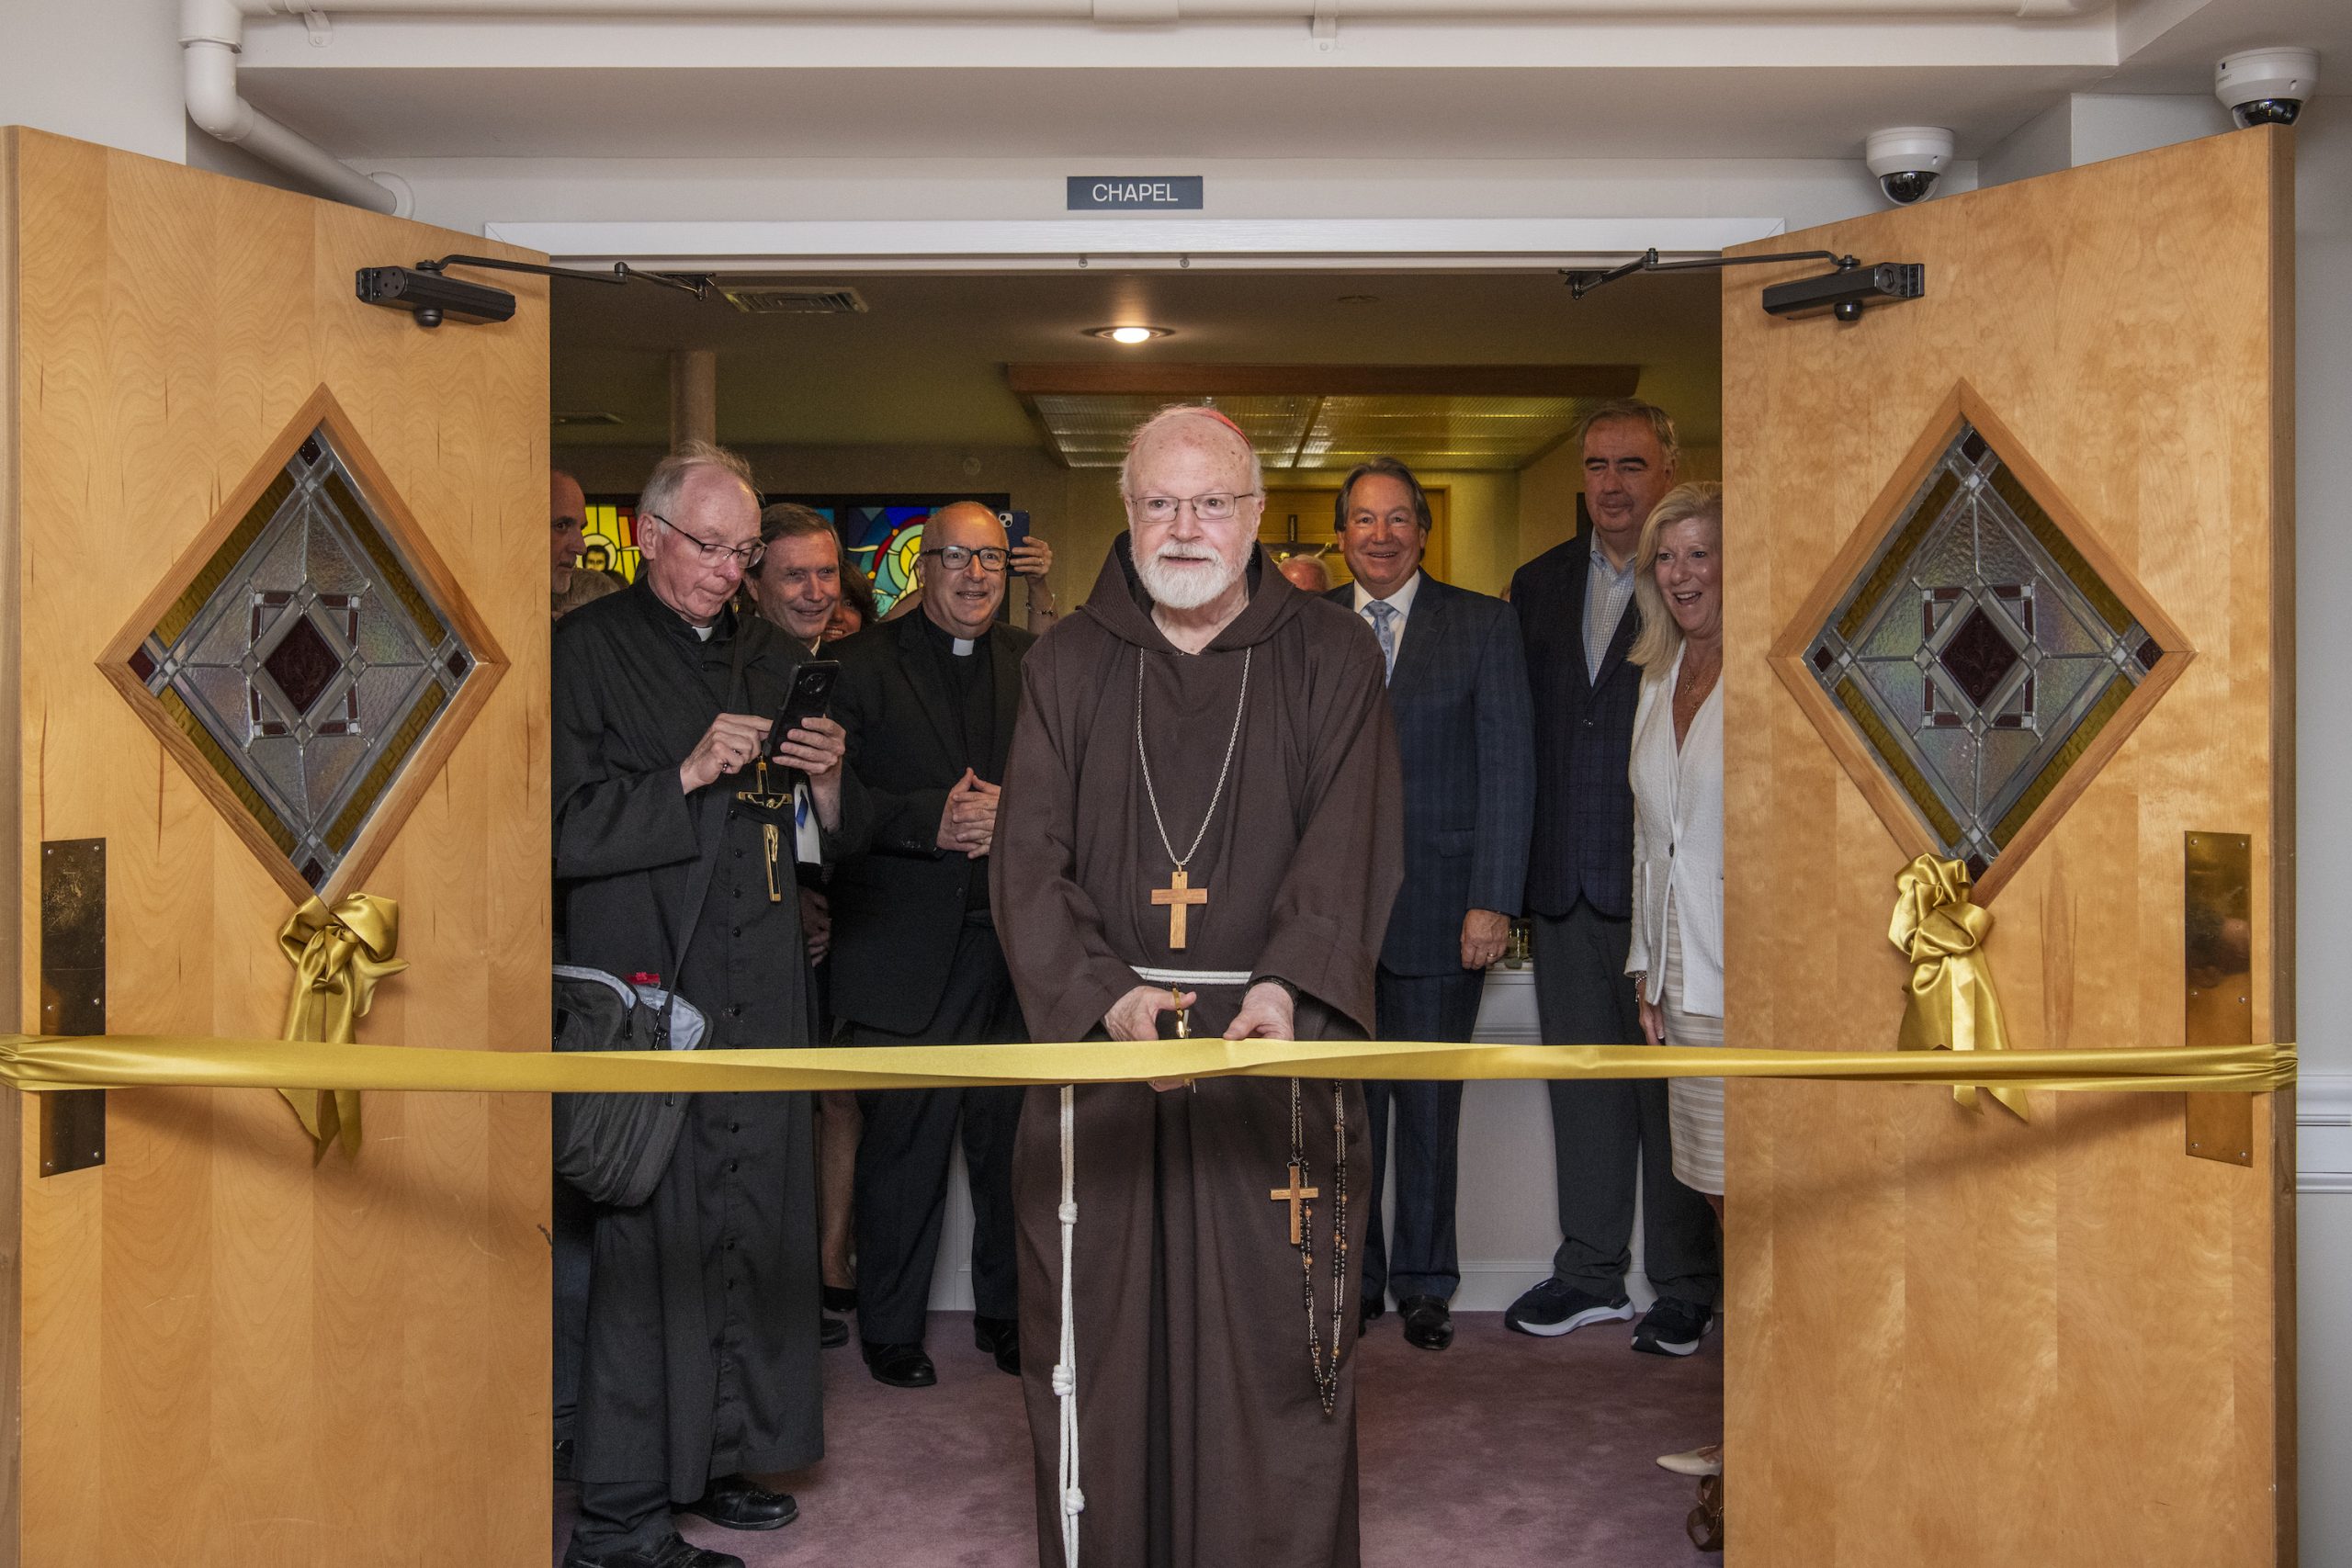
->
<box><xmin>1625</xmin><ymin>644</ymin><xmax>1725</xmax><ymax>1196</ymax></box>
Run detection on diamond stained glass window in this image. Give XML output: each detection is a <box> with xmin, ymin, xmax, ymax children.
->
<box><xmin>122</xmin><ymin>422</ymin><xmax>480</xmax><ymax>891</ymax></box>
<box><xmin>1801</xmin><ymin>420</ymin><xmax>2169</xmax><ymax>881</ymax></box>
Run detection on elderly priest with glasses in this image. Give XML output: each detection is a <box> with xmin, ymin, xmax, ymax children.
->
<box><xmin>826</xmin><ymin>501</ymin><xmax>1038</xmax><ymax>1390</ymax></box>
<box><xmin>553</xmin><ymin>442</ymin><xmax>867</xmax><ymax>1568</ymax></box>
<box><xmin>994</xmin><ymin>405</ymin><xmax>1404</xmax><ymax>1568</ymax></box>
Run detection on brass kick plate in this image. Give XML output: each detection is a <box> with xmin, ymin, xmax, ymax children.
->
<box><xmin>38</xmin><ymin>839</ymin><xmax>105</xmax><ymax>1177</ymax></box>
<box><xmin>2183</xmin><ymin>830</ymin><xmax>2253</xmax><ymax>1168</ymax></box>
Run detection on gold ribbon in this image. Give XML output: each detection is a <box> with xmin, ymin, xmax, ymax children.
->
<box><xmin>276</xmin><ymin>895</ymin><xmax>407</xmax><ymax>1156</ymax></box>
<box><xmin>0</xmin><ymin>1033</ymin><xmax>2293</xmax><ymax>1097</ymax></box>
<box><xmin>1890</xmin><ymin>854</ymin><xmax>2026</xmax><ymax>1120</ymax></box>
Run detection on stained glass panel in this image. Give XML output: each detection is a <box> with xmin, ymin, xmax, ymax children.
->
<box><xmin>1804</xmin><ymin>422</ymin><xmax>2168</xmax><ymax>875</ymax></box>
<box><xmin>126</xmin><ymin>425</ymin><xmax>478</xmax><ymax>890</ymax></box>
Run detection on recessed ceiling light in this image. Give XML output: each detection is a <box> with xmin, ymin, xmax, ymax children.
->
<box><xmin>1088</xmin><ymin>325</ymin><xmax>1171</xmax><ymax>344</ymax></box>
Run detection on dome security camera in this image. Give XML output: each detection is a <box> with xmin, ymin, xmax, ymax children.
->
<box><xmin>1866</xmin><ymin>127</ymin><xmax>1956</xmax><ymax>206</ymax></box>
<box><xmin>2216</xmin><ymin>47</ymin><xmax>2320</xmax><ymax>128</ymax></box>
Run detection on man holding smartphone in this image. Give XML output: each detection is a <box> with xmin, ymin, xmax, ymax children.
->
<box><xmin>827</xmin><ymin>501</ymin><xmax>1037</xmax><ymax>1388</ymax></box>
<box><xmin>553</xmin><ymin>443</ymin><xmax>868</xmax><ymax>1568</ymax></box>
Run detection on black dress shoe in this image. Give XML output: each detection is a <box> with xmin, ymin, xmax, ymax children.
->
<box><xmin>974</xmin><ymin>1314</ymin><xmax>1021</xmax><ymax>1376</ymax></box>
<box><xmin>1399</xmin><ymin>1294</ymin><xmax>1454</xmax><ymax>1351</ymax></box>
<box><xmin>821</xmin><ymin>1285</ymin><xmax>857</xmax><ymax>1314</ymax></box>
<box><xmin>561</xmin><ymin>1533</ymin><xmax>746</xmax><ymax>1568</ymax></box>
<box><xmin>1360</xmin><ymin>1297</ymin><xmax>1385</xmax><ymax>1333</ymax></box>
<box><xmin>820</xmin><ymin>1315</ymin><xmax>849</xmax><ymax>1349</ymax></box>
<box><xmin>862</xmin><ymin>1339</ymin><xmax>937</xmax><ymax>1388</ymax></box>
<box><xmin>677</xmin><ymin>1472</ymin><xmax>798</xmax><ymax>1532</ymax></box>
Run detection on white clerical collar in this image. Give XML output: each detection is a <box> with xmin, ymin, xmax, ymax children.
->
<box><xmin>953</xmin><ymin>637</ymin><xmax>976</xmax><ymax>657</ymax></box>
<box><xmin>1352</xmin><ymin>570</ymin><xmax>1423</xmax><ymax>622</ymax></box>
<box><xmin>692</xmin><ymin>623</ymin><xmax>715</xmax><ymax>642</ymax></box>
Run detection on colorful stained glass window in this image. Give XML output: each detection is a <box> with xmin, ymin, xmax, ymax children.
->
<box><xmin>126</xmin><ymin>426</ymin><xmax>478</xmax><ymax>890</ymax></box>
<box><xmin>1803</xmin><ymin>422</ymin><xmax>2166</xmax><ymax>879</ymax></box>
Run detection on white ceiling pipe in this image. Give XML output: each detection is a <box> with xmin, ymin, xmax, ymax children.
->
<box><xmin>229</xmin><ymin>0</ymin><xmax>2102</xmax><ymax>21</ymax></box>
<box><xmin>183</xmin><ymin>0</ymin><xmax>404</xmax><ymax>214</ymax></box>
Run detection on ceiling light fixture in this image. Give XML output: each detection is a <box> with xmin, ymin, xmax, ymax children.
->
<box><xmin>1089</xmin><ymin>325</ymin><xmax>1171</xmax><ymax>344</ymax></box>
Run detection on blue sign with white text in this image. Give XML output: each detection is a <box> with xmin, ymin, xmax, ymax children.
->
<box><xmin>1067</xmin><ymin>175</ymin><xmax>1204</xmax><ymax>211</ymax></box>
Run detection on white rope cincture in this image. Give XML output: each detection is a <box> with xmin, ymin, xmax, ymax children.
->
<box><xmin>1056</xmin><ymin>1082</ymin><xmax>1084</xmax><ymax>1566</ymax></box>
<box><xmin>1129</xmin><ymin>965</ymin><xmax>1252</xmax><ymax>988</ymax></box>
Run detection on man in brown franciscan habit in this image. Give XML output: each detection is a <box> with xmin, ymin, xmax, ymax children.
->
<box><xmin>992</xmin><ymin>405</ymin><xmax>1404</xmax><ymax>1568</ymax></box>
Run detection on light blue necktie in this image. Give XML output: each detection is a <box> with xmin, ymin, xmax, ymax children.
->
<box><xmin>1365</xmin><ymin>600</ymin><xmax>1397</xmax><ymax>683</ymax></box>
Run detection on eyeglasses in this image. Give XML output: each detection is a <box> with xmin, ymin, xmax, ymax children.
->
<box><xmin>1127</xmin><ymin>491</ymin><xmax>1261</xmax><ymax>524</ymax></box>
<box><xmin>648</xmin><ymin>512</ymin><xmax>764</xmax><ymax>571</ymax></box>
<box><xmin>921</xmin><ymin>545</ymin><xmax>1010</xmax><ymax>572</ymax></box>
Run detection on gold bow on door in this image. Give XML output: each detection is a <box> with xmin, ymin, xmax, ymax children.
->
<box><xmin>277</xmin><ymin>894</ymin><xmax>407</xmax><ymax>1155</ymax></box>
<box><xmin>1889</xmin><ymin>855</ymin><xmax>2026</xmax><ymax>1121</ymax></box>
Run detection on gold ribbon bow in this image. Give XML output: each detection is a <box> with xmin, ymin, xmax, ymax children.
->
<box><xmin>1890</xmin><ymin>855</ymin><xmax>2026</xmax><ymax>1120</ymax></box>
<box><xmin>277</xmin><ymin>894</ymin><xmax>407</xmax><ymax>1156</ymax></box>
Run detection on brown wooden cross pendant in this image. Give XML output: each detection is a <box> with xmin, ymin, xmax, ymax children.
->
<box><xmin>1150</xmin><ymin>866</ymin><xmax>1208</xmax><ymax>949</ymax></box>
<box><xmin>1270</xmin><ymin>1161</ymin><xmax>1319</xmax><ymax>1247</ymax></box>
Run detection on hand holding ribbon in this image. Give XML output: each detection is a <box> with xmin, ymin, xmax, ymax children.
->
<box><xmin>1889</xmin><ymin>854</ymin><xmax>2026</xmax><ymax>1120</ymax></box>
<box><xmin>277</xmin><ymin>894</ymin><xmax>407</xmax><ymax>1155</ymax></box>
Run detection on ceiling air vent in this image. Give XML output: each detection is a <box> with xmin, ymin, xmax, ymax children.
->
<box><xmin>720</xmin><ymin>285</ymin><xmax>871</xmax><ymax>316</ymax></box>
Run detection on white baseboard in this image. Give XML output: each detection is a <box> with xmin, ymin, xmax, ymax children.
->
<box><xmin>2302</xmin><ymin>1073</ymin><xmax>2352</xmax><ymax>1195</ymax></box>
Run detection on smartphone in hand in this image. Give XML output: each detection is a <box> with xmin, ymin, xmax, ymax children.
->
<box><xmin>771</xmin><ymin>660</ymin><xmax>841</xmax><ymax>761</ymax></box>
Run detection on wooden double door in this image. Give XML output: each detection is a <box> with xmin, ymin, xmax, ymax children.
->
<box><xmin>0</xmin><ymin>120</ymin><xmax>2297</xmax><ymax>1565</ymax></box>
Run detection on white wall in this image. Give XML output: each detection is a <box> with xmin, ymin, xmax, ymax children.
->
<box><xmin>0</xmin><ymin>0</ymin><xmax>185</xmax><ymax>164</ymax></box>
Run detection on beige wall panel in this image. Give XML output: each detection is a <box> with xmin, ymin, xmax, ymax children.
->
<box><xmin>8</xmin><ymin>129</ymin><xmax>549</xmax><ymax>1565</ymax></box>
<box><xmin>1722</xmin><ymin>128</ymin><xmax>2288</xmax><ymax>1565</ymax></box>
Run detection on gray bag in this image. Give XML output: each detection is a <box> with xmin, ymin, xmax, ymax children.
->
<box><xmin>550</xmin><ymin>785</ymin><xmax>727</xmax><ymax>1208</ymax></box>
<box><xmin>550</xmin><ymin>965</ymin><xmax>707</xmax><ymax>1207</ymax></box>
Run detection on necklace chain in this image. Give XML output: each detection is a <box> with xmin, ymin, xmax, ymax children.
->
<box><xmin>1135</xmin><ymin>646</ymin><xmax>1252</xmax><ymax>873</ymax></box>
<box><xmin>1292</xmin><ymin>1077</ymin><xmax>1348</xmax><ymax>1416</ymax></box>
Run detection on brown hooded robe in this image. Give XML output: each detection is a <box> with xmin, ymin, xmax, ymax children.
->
<box><xmin>991</xmin><ymin>537</ymin><xmax>1404</xmax><ymax>1568</ymax></box>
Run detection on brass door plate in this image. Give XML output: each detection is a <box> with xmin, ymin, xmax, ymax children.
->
<box><xmin>37</xmin><ymin>838</ymin><xmax>105</xmax><ymax>1177</ymax></box>
<box><xmin>2183</xmin><ymin>830</ymin><xmax>2253</xmax><ymax>1167</ymax></box>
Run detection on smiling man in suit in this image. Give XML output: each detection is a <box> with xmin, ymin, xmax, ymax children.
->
<box><xmin>829</xmin><ymin>502</ymin><xmax>1035</xmax><ymax>1389</ymax></box>
<box><xmin>1330</xmin><ymin>457</ymin><xmax>1535</xmax><ymax>1351</ymax></box>
<box><xmin>1505</xmin><ymin>400</ymin><xmax>1720</xmax><ymax>1357</ymax></box>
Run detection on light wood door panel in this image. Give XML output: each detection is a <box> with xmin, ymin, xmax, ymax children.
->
<box><xmin>1721</xmin><ymin>129</ymin><xmax>2291</xmax><ymax>1564</ymax></box>
<box><xmin>4</xmin><ymin>129</ymin><xmax>551</xmax><ymax>1566</ymax></box>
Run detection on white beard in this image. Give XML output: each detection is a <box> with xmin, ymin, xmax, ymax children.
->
<box><xmin>1136</xmin><ymin>544</ymin><xmax>1243</xmax><ymax>611</ymax></box>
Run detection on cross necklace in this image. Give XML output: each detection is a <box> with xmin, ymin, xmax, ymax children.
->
<box><xmin>1135</xmin><ymin>646</ymin><xmax>1251</xmax><ymax>952</ymax></box>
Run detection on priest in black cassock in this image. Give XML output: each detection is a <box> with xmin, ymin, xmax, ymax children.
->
<box><xmin>553</xmin><ymin>443</ymin><xmax>869</xmax><ymax>1568</ymax></box>
<box><xmin>994</xmin><ymin>407</ymin><xmax>1403</xmax><ymax>1568</ymax></box>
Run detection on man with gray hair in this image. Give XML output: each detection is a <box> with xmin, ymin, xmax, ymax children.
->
<box><xmin>554</xmin><ymin>442</ymin><xmax>867</xmax><ymax>1568</ymax></box>
<box><xmin>994</xmin><ymin>405</ymin><xmax>1402</xmax><ymax>1567</ymax></box>
<box><xmin>1505</xmin><ymin>399</ymin><xmax>1720</xmax><ymax>1356</ymax></box>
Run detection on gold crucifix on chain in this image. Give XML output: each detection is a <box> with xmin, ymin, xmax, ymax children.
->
<box><xmin>1151</xmin><ymin>866</ymin><xmax>1208</xmax><ymax>949</ymax></box>
<box><xmin>1270</xmin><ymin>1160</ymin><xmax>1319</xmax><ymax>1247</ymax></box>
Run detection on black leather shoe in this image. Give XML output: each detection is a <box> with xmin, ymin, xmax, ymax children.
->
<box><xmin>820</xmin><ymin>1315</ymin><xmax>849</xmax><ymax>1349</ymax></box>
<box><xmin>974</xmin><ymin>1314</ymin><xmax>1021</xmax><ymax>1375</ymax></box>
<box><xmin>862</xmin><ymin>1339</ymin><xmax>937</xmax><ymax>1388</ymax></box>
<box><xmin>822</xmin><ymin>1285</ymin><xmax>857</xmax><ymax>1314</ymax></box>
<box><xmin>677</xmin><ymin>1473</ymin><xmax>797</xmax><ymax>1532</ymax></box>
<box><xmin>1399</xmin><ymin>1295</ymin><xmax>1454</xmax><ymax>1351</ymax></box>
<box><xmin>561</xmin><ymin>1533</ymin><xmax>746</xmax><ymax>1568</ymax></box>
<box><xmin>1360</xmin><ymin>1296</ymin><xmax>1385</xmax><ymax>1333</ymax></box>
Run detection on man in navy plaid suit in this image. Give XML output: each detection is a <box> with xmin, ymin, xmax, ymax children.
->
<box><xmin>1504</xmin><ymin>401</ymin><xmax>1721</xmax><ymax>1358</ymax></box>
<box><xmin>1329</xmin><ymin>457</ymin><xmax>1535</xmax><ymax>1353</ymax></box>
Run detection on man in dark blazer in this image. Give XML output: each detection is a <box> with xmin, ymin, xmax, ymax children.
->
<box><xmin>1505</xmin><ymin>401</ymin><xmax>1720</xmax><ymax>1358</ymax></box>
<box><xmin>829</xmin><ymin>502</ymin><xmax>1035</xmax><ymax>1389</ymax></box>
<box><xmin>1329</xmin><ymin>457</ymin><xmax>1535</xmax><ymax>1352</ymax></box>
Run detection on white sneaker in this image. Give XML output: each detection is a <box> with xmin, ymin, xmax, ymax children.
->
<box><xmin>1657</xmin><ymin>1443</ymin><xmax>1724</xmax><ymax>1477</ymax></box>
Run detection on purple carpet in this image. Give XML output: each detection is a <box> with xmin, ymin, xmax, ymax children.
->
<box><xmin>556</xmin><ymin>1311</ymin><xmax>1723</xmax><ymax>1566</ymax></box>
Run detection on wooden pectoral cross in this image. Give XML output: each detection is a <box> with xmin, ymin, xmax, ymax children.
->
<box><xmin>1151</xmin><ymin>866</ymin><xmax>1208</xmax><ymax>949</ymax></box>
<box><xmin>1271</xmin><ymin>1161</ymin><xmax>1319</xmax><ymax>1247</ymax></box>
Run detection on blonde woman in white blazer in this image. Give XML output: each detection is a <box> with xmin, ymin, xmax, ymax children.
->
<box><xmin>1623</xmin><ymin>481</ymin><xmax>1727</xmax><ymax>1482</ymax></box>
